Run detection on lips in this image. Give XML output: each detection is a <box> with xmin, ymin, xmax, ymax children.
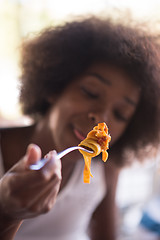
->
<box><xmin>73</xmin><ymin>128</ymin><xmax>86</xmax><ymax>141</ymax></box>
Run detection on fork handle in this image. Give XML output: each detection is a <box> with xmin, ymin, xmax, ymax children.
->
<box><xmin>57</xmin><ymin>146</ymin><xmax>81</xmax><ymax>159</ymax></box>
<box><xmin>29</xmin><ymin>146</ymin><xmax>79</xmax><ymax>170</ymax></box>
<box><xmin>29</xmin><ymin>146</ymin><xmax>93</xmax><ymax>170</ymax></box>
<box><xmin>29</xmin><ymin>158</ymin><xmax>48</xmax><ymax>170</ymax></box>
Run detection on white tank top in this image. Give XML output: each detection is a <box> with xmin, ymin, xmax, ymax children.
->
<box><xmin>0</xmin><ymin>142</ymin><xmax>106</xmax><ymax>240</ymax></box>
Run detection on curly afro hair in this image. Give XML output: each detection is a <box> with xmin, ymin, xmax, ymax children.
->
<box><xmin>19</xmin><ymin>16</ymin><xmax>160</xmax><ymax>166</ymax></box>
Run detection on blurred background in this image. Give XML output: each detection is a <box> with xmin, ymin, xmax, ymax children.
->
<box><xmin>0</xmin><ymin>0</ymin><xmax>160</xmax><ymax>239</ymax></box>
<box><xmin>1</xmin><ymin>0</ymin><xmax>160</xmax><ymax>121</ymax></box>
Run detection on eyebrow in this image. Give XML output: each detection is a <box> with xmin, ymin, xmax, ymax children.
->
<box><xmin>87</xmin><ymin>73</ymin><xmax>112</xmax><ymax>86</ymax></box>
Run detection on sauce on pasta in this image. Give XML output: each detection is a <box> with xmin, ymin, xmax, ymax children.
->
<box><xmin>78</xmin><ymin>122</ymin><xmax>111</xmax><ymax>183</ymax></box>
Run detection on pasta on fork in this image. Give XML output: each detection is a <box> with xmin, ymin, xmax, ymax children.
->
<box><xmin>78</xmin><ymin>122</ymin><xmax>111</xmax><ymax>183</ymax></box>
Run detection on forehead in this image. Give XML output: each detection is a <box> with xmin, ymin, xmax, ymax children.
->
<box><xmin>85</xmin><ymin>62</ymin><xmax>141</xmax><ymax>103</ymax></box>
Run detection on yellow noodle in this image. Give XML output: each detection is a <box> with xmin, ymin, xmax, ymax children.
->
<box><xmin>78</xmin><ymin>122</ymin><xmax>111</xmax><ymax>183</ymax></box>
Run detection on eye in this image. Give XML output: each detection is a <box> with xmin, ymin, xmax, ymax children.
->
<box><xmin>114</xmin><ymin>110</ymin><xmax>128</xmax><ymax>122</ymax></box>
<box><xmin>81</xmin><ymin>86</ymin><xmax>99</xmax><ymax>99</ymax></box>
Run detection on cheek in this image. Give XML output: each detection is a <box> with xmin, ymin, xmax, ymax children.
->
<box><xmin>49</xmin><ymin>97</ymin><xmax>72</xmax><ymax>124</ymax></box>
<box><xmin>48</xmin><ymin>100</ymin><xmax>77</xmax><ymax>151</ymax></box>
<box><xmin>48</xmin><ymin>104</ymin><xmax>67</xmax><ymax>137</ymax></box>
<box><xmin>48</xmin><ymin>106</ymin><xmax>61</xmax><ymax>140</ymax></box>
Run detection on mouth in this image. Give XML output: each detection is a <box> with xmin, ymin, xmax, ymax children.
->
<box><xmin>73</xmin><ymin>128</ymin><xmax>86</xmax><ymax>142</ymax></box>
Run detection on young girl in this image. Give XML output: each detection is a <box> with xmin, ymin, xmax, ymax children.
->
<box><xmin>1</xmin><ymin>16</ymin><xmax>160</xmax><ymax>240</ymax></box>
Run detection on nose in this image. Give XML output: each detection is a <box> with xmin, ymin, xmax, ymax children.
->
<box><xmin>88</xmin><ymin>110</ymin><xmax>109</xmax><ymax>124</ymax></box>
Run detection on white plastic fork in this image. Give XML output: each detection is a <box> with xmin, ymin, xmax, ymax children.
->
<box><xmin>29</xmin><ymin>146</ymin><xmax>93</xmax><ymax>170</ymax></box>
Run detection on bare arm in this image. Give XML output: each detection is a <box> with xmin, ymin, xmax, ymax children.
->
<box><xmin>0</xmin><ymin>144</ymin><xmax>62</xmax><ymax>240</ymax></box>
<box><xmin>89</xmin><ymin>160</ymin><xmax>120</xmax><ymax>240</ymax></box>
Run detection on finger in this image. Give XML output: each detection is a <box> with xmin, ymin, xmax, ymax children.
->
<box><xmin>7</xmin><ymin>152</ymin><xmax>61</xmax><ymax>200</ymax></box>
<box><xmin>27</xmin><ymin>173</ymin><xmax>61</xmax><ymax>214</ymax></box>
<box><xmin>4</xmin><ymin>166</ymin><xmax>61</xmax><ymax>217</ymax></box>
<box><xmin>41</xmin><ymin>151</ymin><xmax>61</xmax><ymax>179</ymax></box>
<box><xmin>27</xmin><ymin>150</ymin><xmax>61</xmax><ymax>184</ymax></box>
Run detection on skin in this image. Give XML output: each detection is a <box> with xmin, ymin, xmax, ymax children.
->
<box><xmin>0</xmin><ymin>62</ymin><xmax>140</xmax><ymax>240</ymax></box>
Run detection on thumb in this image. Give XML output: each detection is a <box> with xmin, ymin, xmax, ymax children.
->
<box><xmin>8</xmin><ymin>144</ymin><xmax>42</xmax><ymax>173</ymax></box>
<box><xmin>25</xmin><ymin>144</ymin><xmax>42</xmax><ymax>167</ymax></box>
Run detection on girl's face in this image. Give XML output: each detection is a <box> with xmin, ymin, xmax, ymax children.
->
<box><xmin>48</xmin><ymin>63</ymin><xmax>140</xmax><ymax>153</ymax></box>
